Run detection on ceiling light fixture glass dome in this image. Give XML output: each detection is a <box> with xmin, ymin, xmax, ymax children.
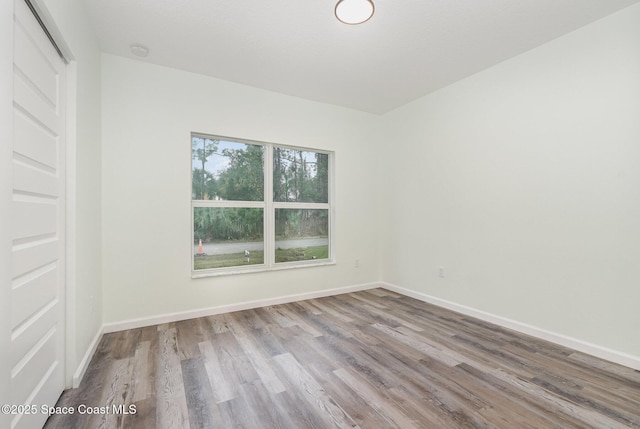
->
<box><xmin>335</xmin><ymin>0</ymin><xmax>374</xmax><ymax>25</ymax></box>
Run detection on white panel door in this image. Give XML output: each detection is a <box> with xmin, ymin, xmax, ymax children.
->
<box><xmin>11</xmin><ymin>0</ymin><xmax>66</xmax><ymax>428</ymax></box>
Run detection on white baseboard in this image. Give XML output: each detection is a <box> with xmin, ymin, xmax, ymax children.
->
<box><xmin>72</xmin><ymin>325</ymin><xmax>104</xmax><ymax>388</ymax></box>
<box><xmin>381</xmin><ymin>282</ymin><xmax>640</xmax><ymax>371</ymax></box>
<box><xmin>103</xmin><ymin>282</ymin><xmax>380</xmax><ymax>334</ymax></box>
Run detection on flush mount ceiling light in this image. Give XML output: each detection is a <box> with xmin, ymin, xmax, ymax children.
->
<box><xmin>130</xmin><ymin>43</ymin><xmax>149</xmax><ymax>58</ymax></box>
<box><xmin>335</xmin><ymin>0</ymin><xmax>374</xmax><ymax>25</ymax></box>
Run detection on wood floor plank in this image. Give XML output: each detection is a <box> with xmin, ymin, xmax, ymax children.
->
<box><xmin>110</xmin><ymin>329</ymin><xmax>142</xmax><ymax>360</ymax></box>
<box><xmin>360</xmin><ymin>302</ymin><xmax>424</xmax><ymax>332</ymax></box>
<box><xmin>88</xmin><ymin>357</ymin><xmax>133</xmax><ymax>429</ymax></box>
<box><xmin>280</xmin><ymin>303</ymin><xmax>324</xmax><ymax>337</ymax></box>
<box><xmin>295</xmin><ymin>299</ymin><xmax>324</xmax><ymax>315</ymax></box>
<box><xmin>131</xmin><ymin>341</ymin><xmax>153</xmax><ymax>403</ymax></box>
<box><xmin>198</xmin><ymin>340</ymin><xmax>237</xmax><ymax>403</ymax></box>
<box><xmin>175</xmin><ymin>318</ymin><xmax>206</xmax><ymax>360</ymax></box>
<box><xmin>303</xmin><ymin>362</ymin><xmax>401</xmax><ymax>429</ymax></box>
<box><xmin>265</xmin><ymin>389</ymin><xmax>327</xmax><ymax>429</ymax></box>
<box><xmin>307</xmin><ymin>298</ymin><xmax>354</xmax><ymax>323</ymax></box>
<box><xmin>211</xmin><ymin>328</ymin><xmax>260</xmax><ymax>385</ymax></box>
<box><xmin>46</xmin><ymin>288</ymin><xmax>640</xmax><ymax>429</ymax></box>
<box><xmin>372</xmin><ymin>323</ymin><xmax>464</xmax><ymax>367</ymax></box>
<box><xmin>250</xmin><ymin>312</ymin><xmax>301</xmax><ymax>356</ymax></box>
<box><xmin>227</xmin><ymin>312</ymin><xmax>287</xmax><ymax>394</ymax></box>
<box><xmin>155</xmin><ymin>328</ymin><xmax>190</xmax><ymax>429</ymax></box>
<box><xmin>296</xmin><ymin>308</ymin><xmax>356</xmax><ymax>340</ymax></box>
<box><xmin>333</xmin><ymin>367</ymin><xmax>421</xmax><ymax>429</ymax></box>
<box><xmin>203</xmin><ymin>314</ymin><xmax>231</xmax><ymax>334</ymax></box>
<box><xmin>344</xmin><ymin>292</ymin><xmax>388</xmax><ymax>309</ymax></box>
<box><xmin>236</xmin><ymin>380</ymin><xmax>293</xmax><ymax>429</ymax></box>
<box><xmin>181</xmin><ymin>356</ymin><xmax>218</xmax><ymax>429</ymax></box>
<box><xmin>281</xmin><ymin>335</ymin><xmax>339</xmax><ymax>375</ymax></box>
<box><xmin>489</xmin><ymin>367</ymin><xmax>634</xmax><ymax>429</ymax></box>
<box><xmin>362</xmin><ymin>288</ymin><xmax>392</xmax><ymax>298</ymax></box>
<box><xmin>263</xmin><ymin>305</ymin><xmax>298</xmax><ymax>328</ymax></box>
<box><xmin>455</xmin><ymin>362</ymin><xmax>586</xmax><ymax>429</ymax></box>
<box><xmin>124</xmin><ymin>397</ymin><xmax>156</xmax><ymax>429</ymax></box>
<box><xmin>274</xmin><ymin>353</ymin><xmax>361</xmax><ymax>429</ymax></box>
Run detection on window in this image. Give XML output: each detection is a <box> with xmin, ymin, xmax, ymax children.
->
<box><xmin>191</xmin><ymin>134</ymin><xmax>333</xmax><ymax>276</ymax></box>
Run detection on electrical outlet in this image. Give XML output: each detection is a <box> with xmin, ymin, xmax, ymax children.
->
<box><xmin>355</xmin><ymin>258</ymin><xmax>360</xmax><ymax>268</ymax></box>
<box><xmin>438</xmin><ymin>267</ymin><xmax>445</xmax><ymax>278</ymax></box>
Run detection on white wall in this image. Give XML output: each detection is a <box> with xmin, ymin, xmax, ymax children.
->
<box><xmin>380</xmin><ymin>4</ymin><xmax>640</xmax><ymax>358</ymax></box>
<box><xmin>101</xmin><ymin>55</ymin><xmax>380</xmax><ymax>324</ymax></box>
<box><xmin>1</xmin><ymin>2</ymin><xmax>14</xmax><ymax>425</ymax></box>
<box><xmin>39</xmin><ymin>0</ymin><xmax>103</xmax><ymax>383</ymax></box>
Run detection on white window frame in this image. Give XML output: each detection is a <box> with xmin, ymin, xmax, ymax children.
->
<box><xmin>191</xmin><ymin>133</ymin><xmax>335</xmax><ymax>278</ymax></box>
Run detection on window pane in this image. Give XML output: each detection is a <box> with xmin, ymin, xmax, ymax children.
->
<box><xmin>193</xmin><ymin>207</ymin><xmax>264</xmax><ymax>270</ymax></box>
<box><xmin>192</xmin><ymin>136</ymin><xmax>264</xmax><ymax>201</ymax></box>
<box><xmin>273</xmin><ymin>148</ymin><xmax>328</xmax><ymax>203</ymax></box>
<box><xmin>275</xmin><ymin>209</ymin><xmax>328</xmax><ymax>263</ymax></box>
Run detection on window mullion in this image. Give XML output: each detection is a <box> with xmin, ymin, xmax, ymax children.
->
<box><xmin>272</xmin><ymin>202</ymin><xmax>329</xmax><ymax>210</ymax></box>
<box><xmin>264</xmin><ymin>144</ymin><xmax>274</xmax><ymax>268</ymax></box>
<box><xmin>192</xmin><ymin>200</ymin><xmax>264</xmax><ymax>208</ymax></box>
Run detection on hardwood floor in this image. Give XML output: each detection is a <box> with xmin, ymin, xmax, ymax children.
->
<box><xmin>45</xmin><ymin>289</ymin><xmax>640</xmax><ymax>428</ymax></box>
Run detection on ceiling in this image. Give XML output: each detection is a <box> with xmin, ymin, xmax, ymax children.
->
<box><xmin>84</xmin><ymin>0</ymin><xmax>640</xmax><ymax>114</ymax></box>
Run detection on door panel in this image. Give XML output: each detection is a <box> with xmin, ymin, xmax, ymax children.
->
<box><xmin>13</xmin><ymin>74</ymin><xmax>59</xmax><ymax>135</ymax></box>
<box><xmin>13</xmin><ymin>17</ymin><xmax>58</xmax><ymax>105</ymax></box>
<box><xmin>12</xmin><ymin>239</ymin><xmax>58</xmax><ymax>278</ymax></box>
<box><xmin>11</xmin><ymin>1</ymin><xmax>66</xmax><ymax>428</ymax></box>
<box><xmin>13</xmin><ymin>109</ymin><xmax>59</xmax><ymax>169</ymax></box>
<box><xmin>10</xmin><ymin>301</ymin><xmax>58</xmax><ymax>374</ymax></box>
<box><xmin>12</xmin><ymin>267</ymin><xmax>58</xmax><ymax>328</ymax></box>
<box><xmin>12</xmin><ymin>200</ymin><xmax>57</xmax><ymax>240</ymax></box>
<box><xmin>11</xmin><ymin>328</ymin><xmax>58</xmax><ymax>406</ymax></box>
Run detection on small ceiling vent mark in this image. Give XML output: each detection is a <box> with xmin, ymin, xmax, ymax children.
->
<box><xmin>130</xmin><ymin>44</ymin><xmax>149</xmax><ymax>57</ymax></box>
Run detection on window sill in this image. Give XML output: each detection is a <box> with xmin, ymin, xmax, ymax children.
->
<box><xmin>191</xmin><ymin>259</ymin><xmax>336</xmax><ymax>279</ymax></box>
